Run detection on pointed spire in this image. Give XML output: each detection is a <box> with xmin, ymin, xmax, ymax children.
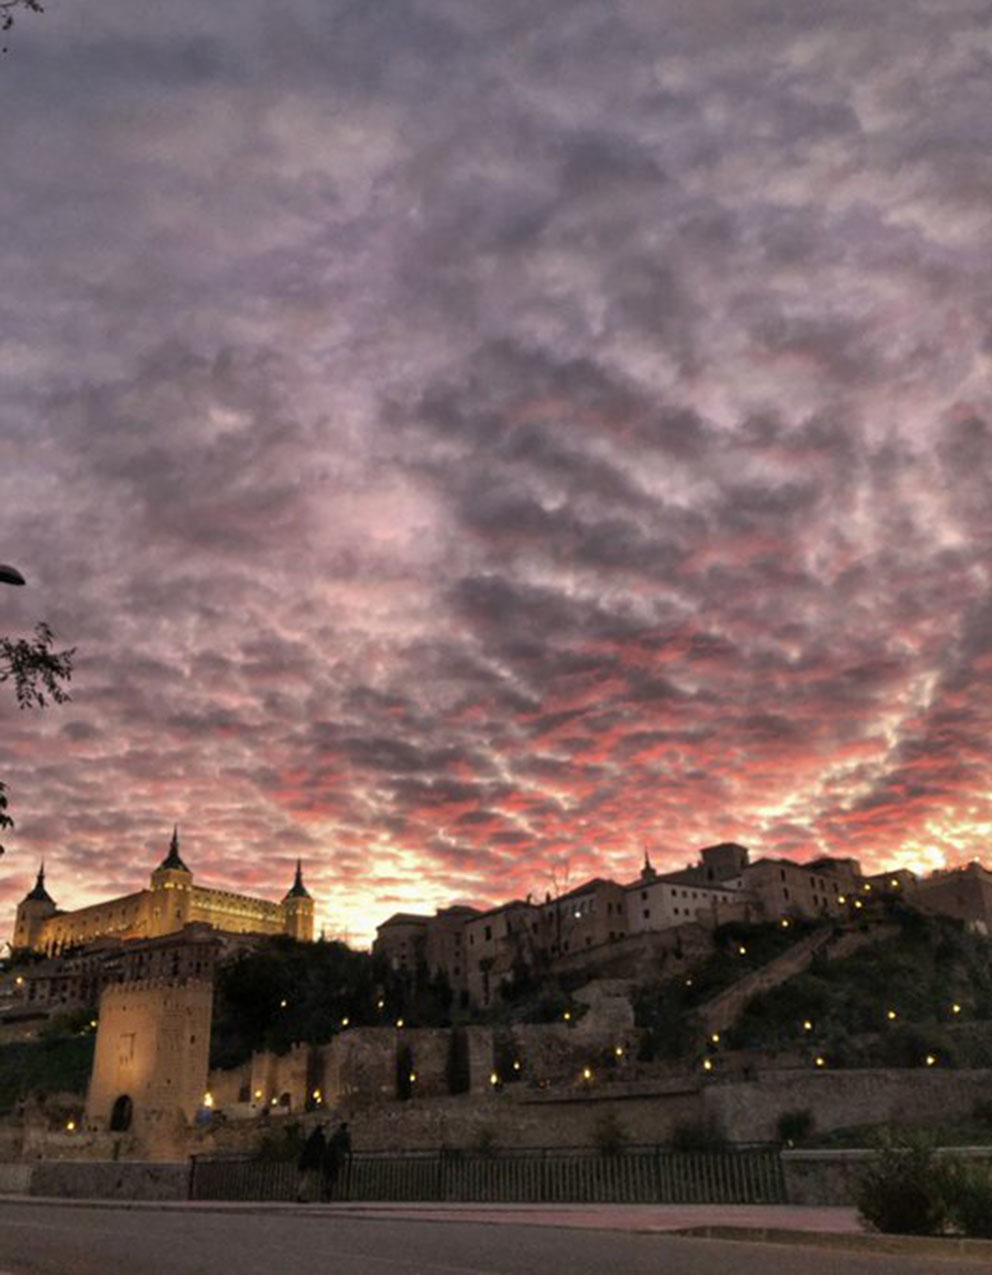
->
<box><xmin>26</xmin><ymin>861</ymin><xmax>54</xmax><ymax>903</ymax></box>
<box><xmin>285</xmin><ymin>858</ymin><xmax>311</xmax><ymax>900</ymax></box>
<box><xmin>640</xmin><ymin>849</ymin><xmax>657</xmax><ymax>883</ymax></box>
<box><xmin>158</xmin><ymin>825</ymin><xmax>189</xmax><ymax>872</ymax></box>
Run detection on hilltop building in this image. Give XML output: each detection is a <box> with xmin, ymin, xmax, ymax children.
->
<box><xmin>374</xmin><ymin>842</ymin><xmax>868</xmax><ymax>1008</ymax></box>
<box><xmin>901</xmin><ymin>860</ymin><xmax>992</xmax><ymax>934</ymax></box>
<box><xmin>11</xmin><ymin>830</ymin><xmax>315</xmax><ymax>954</ymax></box>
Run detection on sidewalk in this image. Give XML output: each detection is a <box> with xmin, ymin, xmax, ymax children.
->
<box><xmin>0</xmin><ymin>1195</ymin><xmax>860</xmax><ymax>1232</ymax></box>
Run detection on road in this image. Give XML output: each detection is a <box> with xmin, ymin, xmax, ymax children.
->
<box><xmin>1</xmin><ymin>1203</ymin><xmax>990</xmax><ymax>1275</ymax></box>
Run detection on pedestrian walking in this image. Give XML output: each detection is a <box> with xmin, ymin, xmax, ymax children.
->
<box><xmin>321</xmin><ymin>1121</ymin><xmax>352</xmax><ymax>1201</ymax></box>
<box><xmin>297</xmin><ymin>1123</ymin><xmax>326</xmax><ymax>1202</ymax></box>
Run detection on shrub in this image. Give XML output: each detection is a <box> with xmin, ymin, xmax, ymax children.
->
<box><xmin>592</xmin><ymin>1108</ymin><xmax>628</xmax><ymax>1156</ymax></box>
<box><xmin>669</xmin><ymin>1118</ymin><xmax>727</xmax><ymax>1152</ymax></box>
<box><xmin>855</xmin><ymin>1131</ymin><xmax>954</xmax><ymax>1235</ymax></box>
<box><xmin>776</xmin><ymin>1108</ymin><xmax>814</xmax><ymax>1146</ymax></box>
<box><xmin>256</xmin><ymin>1121</ymin><xmax>304</xmax><ymax>1163</ymax></box>
<box><xmin>944</xmin><ymin>1159</ymin><xmax>992</xmax><ymax>1238</ymax></box>
<box><xmin>972</xmin><ymin>1099</ymin><xmax>992</xmax><ymax>1128</ymax></box>
<box><xmin>472</xmin><ymin>1124</ymin><xmax>499</xmax><ymax>1158</ymax></box>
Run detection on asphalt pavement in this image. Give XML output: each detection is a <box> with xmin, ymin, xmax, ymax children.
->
<box><xmin>1</xmin><ymin>1202</ymin><xmax>992</xmax><ymax>1275</ymax></box>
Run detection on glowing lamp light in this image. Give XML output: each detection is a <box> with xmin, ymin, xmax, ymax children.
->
<box><xmin>925</xmin><ymin>1055</ymin><xmax>936</xmax><ymax>1067</ymax></box>
<box><xmin>253</xmin><ymin>1089</ymin><xmax>263</xmax><ymax>1101</ymax></box>
<box><xmin>341</xmin><ymin>1017</ymin><xmax>350</xmax><ymax>1028</ymax></box>
<box><xmin>614</xmin><ymin>1046</ymin><xmax>624</xmax><ymax>1058</ymax></box>
<box><xmin>513</xmin><ymin>1060</ymin><xmax>521</xmax><ymax>1071</ymax></box>
<box><xmin>710</xmin><ymin>1032</ymin><xmax>720</xmax><ymax>1044</ymax></box>
<box><xmin>65</xmin><ymin>1120</ymin><xmax>76</xmax><ymax>1132</ymax></box>
<box><xmin>582</xmin><ymin>1067</ymin><xmax>593</xmax><ymax>1082</ymax></box>
<box><xmin>864</xmin><ymin>883</ymin><xmax>872</xmax><ymax>892</ymax></box>
<box><xmin>854</xmin><ymin>900</ymin><xmax>863</xmax><ymax>910</ymax></box>
<box><xmin>203</xmin><ymin>1092</ymin><xmax>214</xmax><ymax>1109</ymax></box>
<box><xmin>838</xmin><ymin>895</ymin><xmax>846</xmax><ymax>904</ymax></box>
<box><xmin>279</xmin><ymin>998</ymin><xmax>288</xmax><ymax>1008</ymax></box>
<box><xmin>312</xmin><ymin>1089</ymin><xmax>322</xmax><ymax>1103</ymax></box>
<box><xmin>270</xmin><ymin>1097</ymin><xmax>278</xmax><ymax>1107</ymax></box>
<box><xmin>738</xmin><ymin>945</ymin><xmax>747</xmax><ymax>956</ymax></box>
<box><xmin>815</xmin><ymin>1056</ymin><xmax>826</xmax><ymax>1068</ymax></box>
<box><xmin>563</xmin><ymin>1010</ymin><xmax>571</xmax><ymax>1022</ymax></box>
<box><xmin>377</xmin><ymin>999</ymin><xmax>385</xmax><ymax>1010</ymax></box>
<box><xmin>685</xmin><ymin>977</ymin><xmax>693</xmax><ymax>987</ymax></box>
<box><xmin>489</xmin><ymin>1072</ymin><xmax>499</xmax><ymax>1086</ymax></box>
<box><xmin>803</xmin><ymin>1020</ymin><xmax>813</xmax><ymax>1032</ymax></box>
<box><xmin>89</xmin><ymin>1020</ymin><xmax>98</xmax><ymax>1029</ymax></box>
<box><xmin>890</xmin><ymin>879</ymin><xmax>899</xmax><ymax>888</ymax></box>
<box><xmin>14</xmin><ymin>976</ymin><xmax>24</xmax><ymax>987</ymax></box>
<box><xmin>702</xmin><ymin>1059</ymin><xmax>713</xmax><ymax>1072</ymax></box>
<box><xmin>887</xmin><ymin>1009</ymin><xmax>897</xmax><ymax>1021</ymax></box>
<box><xmin>396</xmin><ymin>1018</ymin><xmax>404</xmax><ymax>1029</ymax></box>
<box><xmin>781</xmin><ymin>919</ymin><xmax>790</xmax><ymax>929</ymax></box>
<box><xmin>409</xmin><ymin>1072</ymin><xmax>417</xmax><ymax>1084</ymax></box>
<box><xmin>952</xmin><ymin>1003</ymin><xmax>962</xmax><ymax>1015</ymax></box>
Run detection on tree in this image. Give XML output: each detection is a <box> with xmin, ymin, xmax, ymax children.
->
<box><xmin>1</xmin><ymin>0</ymin><xmax>42</xmax><ymax>52</ymax></box>
<box><xmin>0</xmin><ymin>622</ymin><xmax>74</xmax><ymax>855</ymax></box>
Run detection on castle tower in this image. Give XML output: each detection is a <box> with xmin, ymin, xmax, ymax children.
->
<box><xmin>13</xmin><ymin>864</ymin><xmax>58</xmax><ymax>952</ymax></box>
<box><xmin>86</xmin><ymin>971</ymin><xmax>214</xmax><ymax>1149</ymax></box>
<box><xmin>281</xmin><ymin>859</ymin><xmax>315</xmax><ymax>941</ymax></box>
<box><xmin>148</xmin><ymin>827</ymin><xmax>194</xmax><ymax>937</ymax></box>
<box><xmin>640</xmin><ymin>850</ymin><xmax>658</xmax><ymax>884</ymax></box>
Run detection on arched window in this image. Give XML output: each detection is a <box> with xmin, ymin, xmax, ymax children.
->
<box><xmin>109</xmin><ymin>1094</ymin><xmax>133</xmax><ymax>1132</ymax></box>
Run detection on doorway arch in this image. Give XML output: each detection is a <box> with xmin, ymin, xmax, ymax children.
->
<box><xmin>109</xmin><ymin>1094</ymin><xmax>133</xmax><ymax>1132</ymax></box>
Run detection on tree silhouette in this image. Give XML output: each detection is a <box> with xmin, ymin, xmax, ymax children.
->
<box><xmin>0</xmin><ymin>622</ymin><xmax>74</xmax><ymax>854</ymax></box>
<box><xmin>2</xmin><ymin>0</ymin><xmax>43</xmax><ymax>53</ymax></box>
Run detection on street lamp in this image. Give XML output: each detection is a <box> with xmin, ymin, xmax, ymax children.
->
<box><xmin>0</xmin><ymin>565</ymin><xmax>26</xmax><ymax>586</ymax></box>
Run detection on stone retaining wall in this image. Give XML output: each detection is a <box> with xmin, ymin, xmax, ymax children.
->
<box><xmin>703</xmin><ymin>1067</ymin><xmax>992</xmax><ymax>1142</ymax></box>
<box><xmin>0</xmin><ymin>1160</ymin><xmax>188</xmax><ymax>1199</ymax></box>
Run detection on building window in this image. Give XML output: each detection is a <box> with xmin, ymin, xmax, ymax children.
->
<box><xmin>643</xmin><ymin>909</ymin><xmax>650</xmax><ymax>919</ymax></box>
<box><xmin>484</xmin><ymin>925</ymin><xmax>492</xmax><ymax>941</ymax></box>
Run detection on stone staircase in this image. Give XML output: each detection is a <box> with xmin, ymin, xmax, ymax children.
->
<box><xmin>696</xmin><ymin>922</ymin><xmax>899</xmax><ymax>1037</ymax></box>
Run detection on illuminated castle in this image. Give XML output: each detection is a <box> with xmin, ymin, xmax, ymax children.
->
<box><xmin>12</xmin><ymin>829</ymin><xmax>315</xmax><ymax>953</ymax></box>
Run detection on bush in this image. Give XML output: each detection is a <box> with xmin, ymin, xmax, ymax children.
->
<box><xmin>855</xmin><ymin>1132</ymin><xmax>954</xmax><ymax>1235</ymax></box>
<box><xmin>668</xmin><ymin>1118</ymin><xmax>727</xmax><ymax>1152</ymax></box>
<box><xmin>592</xmin><ymin>1108</ymin><xmax>628</xmax><ymax>1156</ymax></box>
<box><xmin>776</xmin><ymin>1108</ymin><xmax>814</xmax><ymax>1146</ymax></box>
<box><xmin>472</xmin><ymin>1124</ymin><xmax>499</xmax><ymax>1158</ymax></box>
<box><xmin>256</xmin><ymin>1121</ymin><xmax>305</xmax><ymax>1163</ymax></box>
<box><xmin>944</xmin><ymin>1159</ymin><xmax>992</xmax><ymax>1238</ymax></box>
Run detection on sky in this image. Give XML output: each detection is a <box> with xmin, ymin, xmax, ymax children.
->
<box><xmin>4</xmin><ymin>0</ymin><xmax>992</xmax><ymax>946</ymax></box>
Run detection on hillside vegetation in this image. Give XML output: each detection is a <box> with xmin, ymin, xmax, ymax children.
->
<box><xmin>635</xmin><ymin>906</ymin><xmax>992</xmax><ymax>1067</ymax></box>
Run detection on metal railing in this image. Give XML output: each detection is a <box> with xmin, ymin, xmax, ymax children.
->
<box><xmin>189</xmin><ymin>1144</ymin><xmax>785</xmax><ymax>1205</ymax></box>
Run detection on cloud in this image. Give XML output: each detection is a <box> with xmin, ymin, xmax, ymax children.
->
<box><xmin>5</xmin><ymin>0</ymin><xmax>992</xmax><ymax>941</ymax></box>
